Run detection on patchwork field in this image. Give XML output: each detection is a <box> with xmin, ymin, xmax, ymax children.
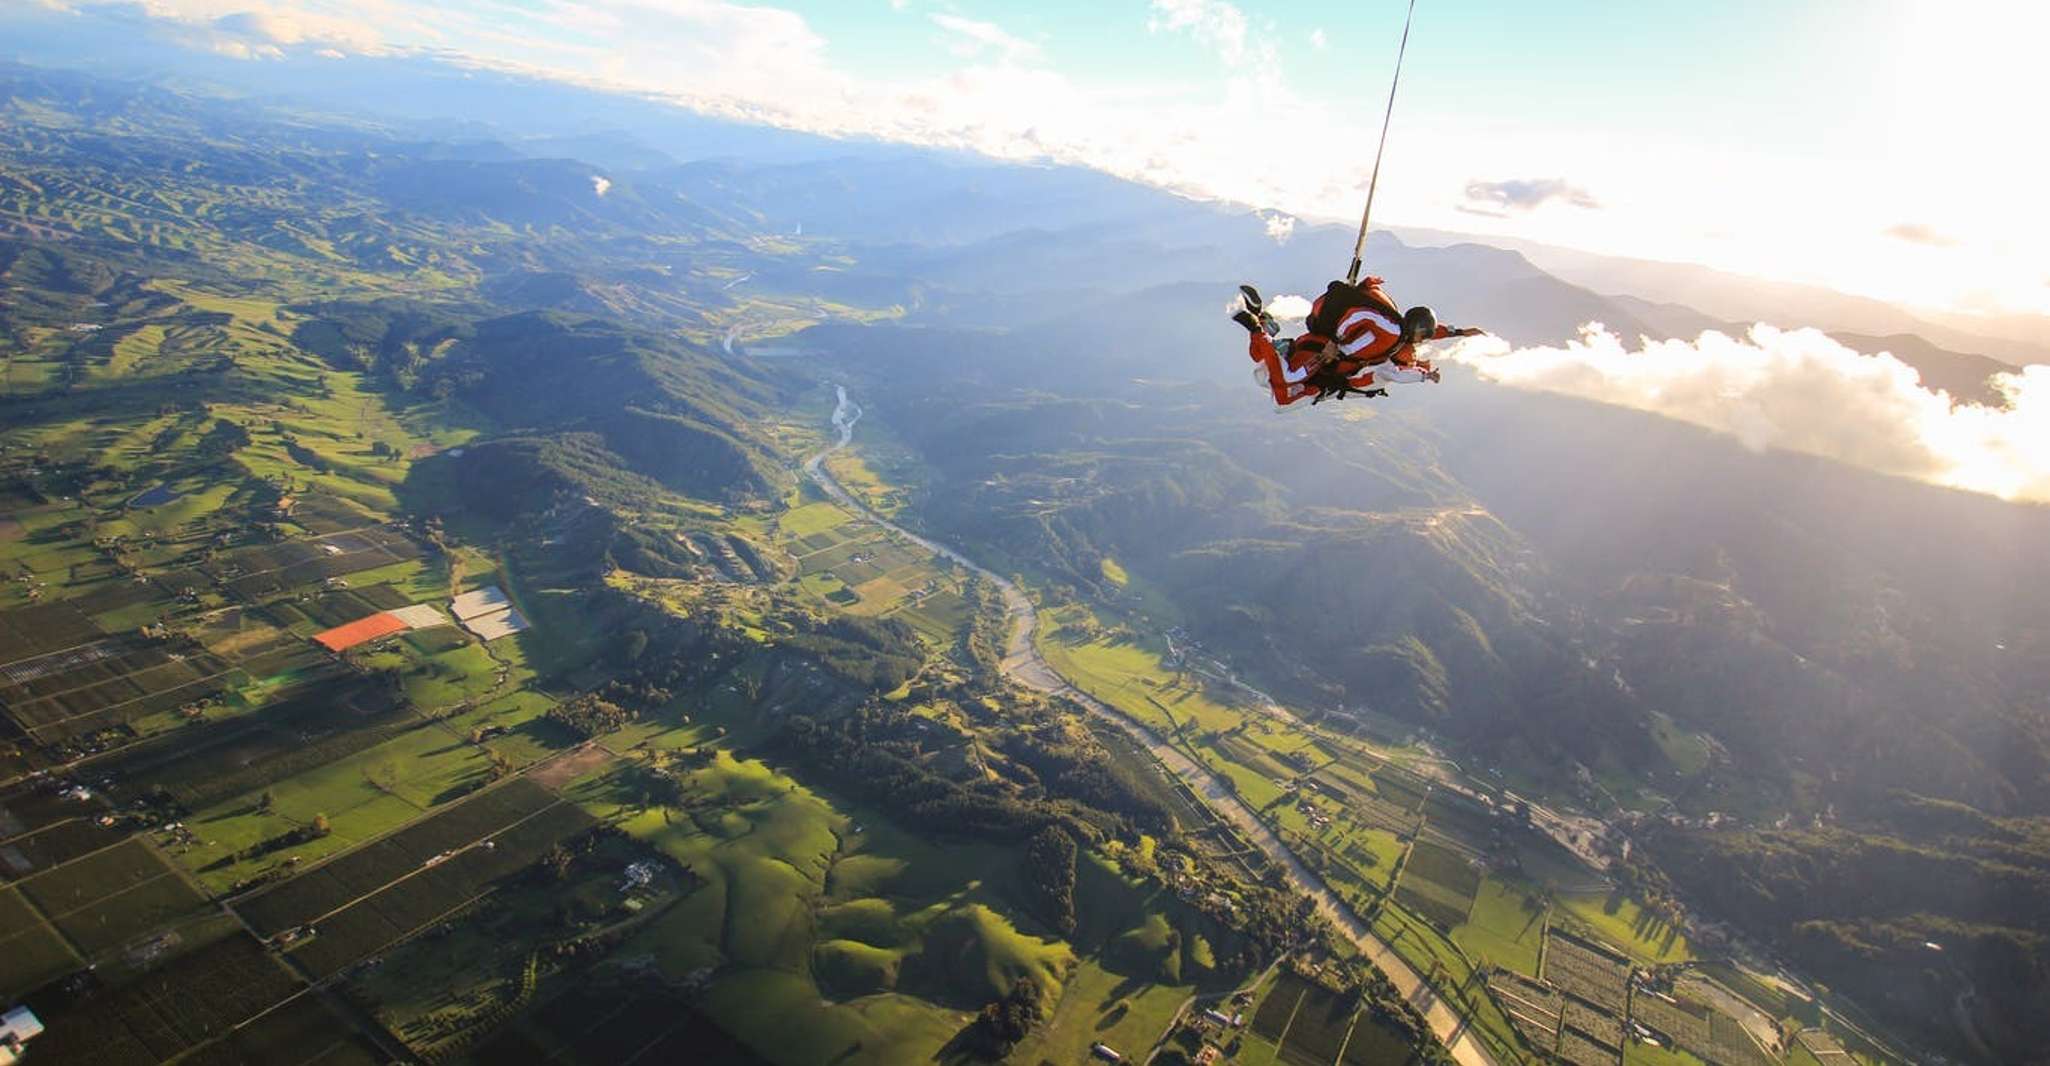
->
<box><xmin>1451</xmin><ymin>877</ymin><xmax>1547</xmax><ymax>977</ymax></box>
<box><xmin>1543</xmin><ymin>931</ymin><xmax>1633</xmax><ymax>1014</ymax></box>
<box><xmin>1394</xmin><ymin>840</ymin><xmax>1483</xmax><ymax>930</ymax></box>
<box><xmin>13</xmin><ymin>931</ymin><xmax>304</xmax><ymax>1065</ymax></box>
<box><xmin>16</xmin><ymin>838</ymin><xmax>208</xmax><ymax>959</ymax></box>
<box><xmin>233</xmin><ymin>777</ymin><xmax>594</xmax><ymax>979</ymax></box>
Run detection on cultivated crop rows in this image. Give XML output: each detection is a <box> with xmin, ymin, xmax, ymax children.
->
<box><xmin>1631</xmin><ymin>992</ymin><xmax>1711</xmax><ymax>1048</ymax></box>
<box><xmin>1557</xmin><ymin>1025</ymin><xmax>1621</xmax><ymax>1066</ymax></box>
<box><xmin>9</xmin><ymin>932</ymin><xmax>300</xmax><ymax>1065</ymax></box>
<box><xmin>0</xmin><ymin>602</ymin><xmax>101</xmax><ymax>665</ymax></box>
<box><xmin>1250</xmin><ymin>974</ymin><xmax>1305</xmax><ymax>1041</ymax></box>
<box><xmin>1404</xmin><ymin>841</ymin><xmax>1482</xmax><ymax>898</ymax></box>
<box><xmin>1561</xmin><ymin>997</ymin><xmax>1623</xmax><ymax>1047</ymax></box>
<box><xmin>1708</xmin><ymin>1010</ymin><xmax>1777</xmax><ymax>1066</ymax></box>
<box><xmin>266</xmin><ymin>797</ymin><xmax>594</xmax><ymax>978</ymax></box>
<box><xmin>0</xmin><ymin>818</ymin><xmax>121</xmax><ymax>883</ymax></box>
<box><xmin>239</xmin><ymin>778</ymin><xmax>561</xmax><ymax>936</ymax></box>
<box><xmin>1344</xmin><ymin>792</ymin><xmax>1416</xmax><ymax>834</ymax></box>
<box><xmin>3</xmin><ymin>638</ymin><xmax>234</xmax><ymax>742</ymax></box>
<box><xmin>1487</xmin><ymin>970</ymin><xmax>1563</xmax><ymax>1051</ymax></box>
<box><xmin>1542</xmin><ymin>932</ymin><xmax>1631</xmax><ymax>1012</ymax></box>
<box><xmin>1396</xmin><ymin>840</ymin><xmax>1481</xmax><ymax>928</ymax></box>
<box><xmin>1272</xmin><ymin>978</ymin><xmax>1357</xmax><ymax>1066</ymax></box>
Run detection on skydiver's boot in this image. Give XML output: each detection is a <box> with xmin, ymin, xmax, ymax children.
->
<box><xmin>1231</xmin><ymin>310</ymin><xmax>1262</xmax><ymax>335</ymax></box>
<box><xmin>1239</xmin><ymin>285</ymin><xmax>1281</xmax><ymax>336</ymax></box>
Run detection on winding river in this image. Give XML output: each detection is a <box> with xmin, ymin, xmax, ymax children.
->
<box><xmin>804</xmin><ymin>386</ymin><xmax>1500</xmax><ymax>1066</ymax></box>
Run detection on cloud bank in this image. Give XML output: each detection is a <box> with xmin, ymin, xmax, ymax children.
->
<box><xmin>1884</xmin><ymin>222</ymin><xmax>1957</xmax><ymax>248</ymax></box>
<box><xmin>1463</xmin><ymin>177</ymin><xmax>1600</xmax><ymax>213</ymax></box>
<box><xmin>1442</xmin><ymin>325</ymin><xmax>2050</xmax><ymax>503</ymax></box>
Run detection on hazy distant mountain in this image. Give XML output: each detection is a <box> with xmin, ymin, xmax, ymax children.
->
<box><xmin>1399</xmin><ymin>226</ymin><xmax>2050</xmax><ymax>365</ymax></box>
<box><xmin>1826</xmin><ymin>332</ymin><xmax>2017</xmax><ymax>406</ymax></box>
<box><xmin>1603</xmin><ymin>296</ymin><xmax>2016</xmax><ymax>406</ymax></box>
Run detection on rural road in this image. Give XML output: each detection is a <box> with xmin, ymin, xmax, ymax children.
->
<box><xmin>805</xmin><ymin>386</ymin><xmax>1501</xmax><ymax>1066</ymax></box>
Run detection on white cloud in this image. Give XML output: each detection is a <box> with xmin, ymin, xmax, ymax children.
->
<box><xmin>590</xmin><ymin>174</ymin><xmax>611</xmax><ymax>196</ymax></box>
<box><xmin>212</xmin><ymin>8</ymin><xmax>369</xmax><ymax>47</ymax></box>
<box><xmin>1261</xmin><ymin>211</ymin><xmax>1295</xmax><ymax>243</ymax></box>
<box><xmin>1266</xmin><ymin>293</ymin><xmax>1312</xmax><ymax>321</ymax></box>
<box><xmin>1463</xmin><ymin>177</ymin><xmax>1600</xmax><ymax>213</ymax></box>
<box><xmin>1309</xmin><ymin>27</ymin><xmax>1326</xmax><ymax>50</ymax></box>
<box><xmin>1883</xmin><ymin>222</ymin><xmax>1956</xmax><ymax>248</ymax></box>
<box><xmin>930</xmin><ymin>13</ymin><xmax>1039</xmax><ymax>65</ymax></box>
<box><xmin>1147</xmin><ymin>0</ymin><xmax>1259</xmax><ymax>68</ymax></box>
<box><xmin>1443</xmin><ymin>325</ymin><xmax>2050</xmax><ymax>502</ymax></box>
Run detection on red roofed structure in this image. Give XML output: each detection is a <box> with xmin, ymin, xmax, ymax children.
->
<box><xmin>313</xmin><ymin>612</ymin><xmax>408</xmax><ymax>652</ymax></box>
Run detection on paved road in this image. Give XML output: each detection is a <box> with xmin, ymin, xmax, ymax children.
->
<box><xmin>806</xmin><ymin>387</ymin><xmax>1501</xmax><ymax>1066</ymax></box>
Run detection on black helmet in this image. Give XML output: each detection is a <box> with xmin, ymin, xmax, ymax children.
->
<box><xmin>1402</xmin><ymin>306</ymin><xmax>1438</xmax><ymax>343</ymax></box>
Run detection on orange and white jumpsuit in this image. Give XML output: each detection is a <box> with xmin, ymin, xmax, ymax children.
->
<box><xmin>1247</xmin><ymin>278</ymin><xmax>1450</xmax><ymax>406</ymax></box>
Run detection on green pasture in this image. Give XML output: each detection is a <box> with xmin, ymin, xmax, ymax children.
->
<box><xmin>1557</xmin><ymin>891</ymin><xmax>1693</xmax><ymax>964</ymax></box>
<box><xmin>1627</xmin><ymin>1040</ymin><xmax>1711</xmax><ymax>1066</ymax></box>
<box><xmin>1372</xmin><ymin>901</ymin><xmax>1528</xmax><ymax>1063</ymax></box>
<box><xmin>171</xmin><ymin>713</ymin><xmax>509</xmax><ymax>892</ymax></box>
<box><xmin>1451</xmin><ymin>877</ymin><xmax>1547</xmax><ymax>977</ymax></box>
<box><xmin>777</xmin><ymin>501</ymin><xmax>852</xmax><ymax>540</ymax></box>
<box><xmin>578</xmin><ymin>749</ymin><xmax>1065</xmax><ymax>1066</ymax></box>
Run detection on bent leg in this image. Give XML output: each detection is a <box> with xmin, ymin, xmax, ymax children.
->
<box><xmin>1250</xmin><ymin>334</ymin><xmax>1298</xmax><ymax>406</ymax></box>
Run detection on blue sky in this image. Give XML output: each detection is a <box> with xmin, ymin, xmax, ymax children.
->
<box><xmin>12</xmin><ymin>0</ymin><xmax>2047</xmax><ymax>314</ymax></box>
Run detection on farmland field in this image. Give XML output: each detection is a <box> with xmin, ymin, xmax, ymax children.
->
<box><xmin>1489</xmin><ymin>969</ymin><xmax>1562</xmax><ymax>1052</ymax></box>
<box><xmin>1394</xmin><ymin>840</ymin><xmax>1481</xmax><ymax>930</ymax></box>
<box><xmin>237</xmin><ymin>777</ymin><xmax>565</xmax><ymax>935</ymax></box>
<box><xmin>1632</xmin><ymin>991</ymin><xmax>1711</xmax><ymax>1049</ymax></box>
<box><xmin>15</xmin><ymin>931</ymin><xmax>303</xmax><ymax>1065</ymax></box>
<box><xmin>1557</xmin><ymin>891</ymin><xmax>1694</xmax><ymax>964</ymax></box>
<box><xmin>1543</xmin><ymin>931</ymin><xmax>1632</xmax><ymax>1013</ymax></box>
<box><xmin>1451</xmin><ymin>877</ymin><xmax>1546</xmax><ymax>976</ymax></box>
<box><xmin>1624</xmin><ymin>1041</ymin><xmax>1710</xmax><ymax>1066</ymax></box>
<box><xmin>0</xmin><ymin>818</ymin><xmax>126</xmax><ymax>883</ymax></box>
<box><xmin>273</xmin><ymin>796</ymin><xmax>594</xmax><ymax>979</ymax></box>
<box><xmin>0</xmin><ymin>883</ymin><xmax>81</xmax><ymax>998</ymax></box>
<box><xmin>200</xmin><ymin>994</ymin><xmax>386</xmax><ymax>1066</ymax></box>
<box><xmin>1278</xmin><ymin>989</ymin><xmax>1358</xmax><ymax>1066</ymax></box>
<box><xmin>1559</xmin><ymin>1025</ymin><xmax>1623</xmax><ymax>1066</ymax></box>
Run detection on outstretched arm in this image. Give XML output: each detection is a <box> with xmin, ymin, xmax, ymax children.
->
<box><xmin>1430</xmin><ymin>324</ymin><xmax>1487</xmax><ymax>339</ymax></box>
<box><xmin>1373</xmin><ymin>363</ymin><xmax>1431</xmax><ymax>385</ymax></box>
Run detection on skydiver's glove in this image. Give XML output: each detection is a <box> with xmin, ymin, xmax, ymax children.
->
<box><xmin>1426</xmin><ymin>369</ymin><xmax>1442</xmax><ymax>383</ymax></box>
<box><xmin>1451</xmin><ymin>327</ymin><xmax>1486</xmax><ymax>338</ymax></box>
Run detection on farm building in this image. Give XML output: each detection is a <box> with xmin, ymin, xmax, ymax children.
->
<box><xmin>312</xmin><ymin>602</ymin><xmax>456</xmax><ymax>651</ymax></box>
<box><xmin>451</xmin><ymin>585</ymin><xmax>530</xmax><ymax>642</ymax></box>
<box><xmin>313</xmin><ymin>611</ymin><xmax>407</xmax><ymax>651</ymax></box>
<box><xmin>386</xmin><ymin>603</ymin><xmax>451</xmax><ymax>629</ymax></box>
<box><xmin>450</xmin><ymin>586</ymin><xmax>512</xmax><ymax>620</ymax></box>
<box><xmin>461</xmin><ymin>607</ymin><xmax>529</xmax><ymax>642</ymax></box>
<box><xmin>1</xmin><ymin>1006</ymin><xmax>44</xmax><ymax>1065</ymax></box>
